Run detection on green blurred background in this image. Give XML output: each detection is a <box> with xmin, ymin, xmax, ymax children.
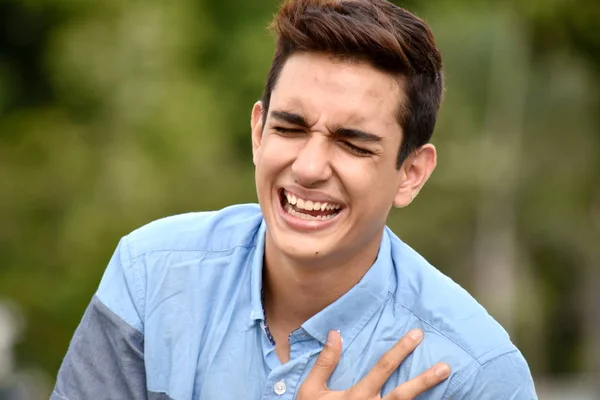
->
<box><xmin>0</xmin><ymin>0</ymin><xmax>599</xmax><ymax>398</ymax></box>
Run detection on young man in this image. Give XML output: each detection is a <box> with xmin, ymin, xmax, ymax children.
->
<box><xmin>52</xmin><ymin>0</ymin><xmax>537</xmax><ymax>399</ymax></box>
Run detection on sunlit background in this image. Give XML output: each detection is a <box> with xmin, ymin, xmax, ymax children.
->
<box><xmin>0</xmin><ymin>0</ymin><xmax>599</xmax><ymax>399</ymax></box>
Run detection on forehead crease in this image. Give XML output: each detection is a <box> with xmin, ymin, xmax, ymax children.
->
<box><xmin>272</xmin><ymin>54</ymin><xmax>402</xmax><ymax>127</ymax></box>
<box><xmin>317</xmin><ymin>75</ymin><xmax>400</xmax><ymax>119</ymax></box>
<box><xmin>272</xmin><ymin>94</ymin><xmax>395</xmax><ymax>133</ymax></box>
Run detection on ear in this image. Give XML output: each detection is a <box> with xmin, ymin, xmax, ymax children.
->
<box><xmin>393</xmin><ymin>144</ymin><xmax>437</xmax><ymax>208</ymax></box>
<box><xmin>251</xmin><ymin>101</ymin><xmax>265</xmax><ymax>166</ymax></box>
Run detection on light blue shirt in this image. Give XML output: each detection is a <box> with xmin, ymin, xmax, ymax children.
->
<box><xmin>52</xmin><ymin>203</ymin><xmax>537</xmax><ymax>400</ymax></box>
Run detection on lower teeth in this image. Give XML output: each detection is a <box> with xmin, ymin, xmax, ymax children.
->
<box><xmin>285</xmin><ymin>203</ymin><xmax>337</xmax><ymax>221</ymax></box>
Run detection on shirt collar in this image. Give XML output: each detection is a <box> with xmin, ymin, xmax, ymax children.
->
<box><xmin>249</xmin><ymin>221</ymin><xmax>395</xmax><ymax>350</ymax></box>
<box><xmin>301</xmin><ymin>230</ymin><xmax>394</xmax><ymax>349</ymax></box>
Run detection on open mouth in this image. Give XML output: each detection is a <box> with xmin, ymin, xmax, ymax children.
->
<box><xmin>279</xmin><ymin>189</ymin><xmax>343</xmax><ymax>221</ymax></box>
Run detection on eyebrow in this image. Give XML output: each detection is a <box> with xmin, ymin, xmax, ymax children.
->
<box><xmin>270</xmin><ymin>110</ymin><xmax>309</xmax><ymax>127</ymax></box>
<box><xmin>333</xmin><ymin>127</ymin><xmax>382</xmax><ymax>143</ymax></box>
<box><xmin>270</xmin><ymin>110</ymin><xmax>382</xmax><ymax>143</ymax></box>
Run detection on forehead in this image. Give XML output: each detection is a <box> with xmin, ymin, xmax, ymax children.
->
<box><xmin>270</xmin><ymin>52</ymin><xmax>404</xmax><ymax>131</ymax></box>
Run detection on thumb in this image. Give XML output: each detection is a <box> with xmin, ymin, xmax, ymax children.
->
<box><xmin>302</xmin><ymin>331</ymin><xmax>343</xmax><ymax>393</ymax></box>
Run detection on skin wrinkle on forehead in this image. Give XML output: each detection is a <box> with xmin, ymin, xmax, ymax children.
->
<box><xmin>269</xmin><ymin>55</ymin><xmax>403</xmax><ymax>148</ymax></box>
<box><xmin>313</xmin><ymin>54</ymin><xmax>408</xmax><ymax>111</ymax></box>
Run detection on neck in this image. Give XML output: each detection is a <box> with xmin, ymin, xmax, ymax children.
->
<box><xmin>262</xmin><ymin>232</ymin><xmax>383</xmax><ymax>333</ymax></box>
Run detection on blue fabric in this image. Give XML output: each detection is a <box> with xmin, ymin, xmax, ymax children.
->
<box><xmin>85</xmin><ymin>203</ymin><xmax>536</xmax><ymax>399</ymax></box>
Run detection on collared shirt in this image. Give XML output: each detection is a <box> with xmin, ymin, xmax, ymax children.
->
<box><xmin>52</xmin><ymin>204</ymin><xmax>537</xmax><ymax>400</ymax></box>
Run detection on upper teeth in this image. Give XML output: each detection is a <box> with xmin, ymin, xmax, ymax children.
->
<box><xmin>285</xmin><ymin>191</ymin><xmax>342</xmax><ymax>211</ymax></box>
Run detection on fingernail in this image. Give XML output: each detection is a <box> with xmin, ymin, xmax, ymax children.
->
<box><xmin>409</xmin><ymin>328</ymin><xmax>423</xmax><ymax>341</ymax></box>
<box><xmin>336</xmin><ymin>330</ymin><xmax>343</xmax><ymax>344</ymax></box>
<box><xmin>435</xmin><ymin>364</ymin><xmax>450</xmax><ymax>378</ymax></box>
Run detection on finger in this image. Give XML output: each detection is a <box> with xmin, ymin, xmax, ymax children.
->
<box><xmin>384</xmin><ymin>362</ymin><xmax>450</xmax><ymax>400</ymax></box>
<box><xmin>301</xmin><ymin>330</ymin><xmax>343</xmax><ymax>393</ymax></box>
<box><xmin>353</xmin><ymin>329</ymin><xmax>424</xmax><ymax>396</ymax></box>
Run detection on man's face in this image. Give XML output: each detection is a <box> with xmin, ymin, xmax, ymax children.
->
<box><xmin>252</xmin><ymin>52</ymin><xmax>409</xmax><ymax>264</ymax></box>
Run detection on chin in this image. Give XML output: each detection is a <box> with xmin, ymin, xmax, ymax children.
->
<box><xmin>274</xmin><ymin>235</ymin><xmax>338</xmax><ymax>263</ymax></box>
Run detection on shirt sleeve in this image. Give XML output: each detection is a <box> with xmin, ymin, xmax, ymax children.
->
<box><xmin>51</xmin><ymin>236</ymin><xmax>148</xmax><ymax>400</ymax></box>
<box><xmin>447</xmin><ymin>350</ymin><xmax>538</xmax><ymax>400</ymax></box>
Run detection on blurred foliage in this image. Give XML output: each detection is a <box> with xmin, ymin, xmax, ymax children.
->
<box><xmin>0</xmin><ymin>0</ymin><xmax>598</xmax><ymax>383</ymax></box>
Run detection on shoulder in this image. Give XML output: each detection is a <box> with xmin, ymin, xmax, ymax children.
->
<box><xmin>96</xmin><ymin>203</ymin><xmax>264</xmax><ymax>327</ymax></box>
<box><xmin>385</xmin><ymin>228</ymin><xmax>536</xmax><ymax>396</ymax></box>
<box><xmin>450</xmin><ymin>350</ymin><xmax>537</xmax><ymax>399</ymax></box>
<box><xmin>387</xmin><ymin>227</ymin><xmax>513</xmax><ymax>361</ymax></box>
<box><xmin>123</xmin><ymin>203</ymin><xmax>264</xmax><ymax>258</ymax></box>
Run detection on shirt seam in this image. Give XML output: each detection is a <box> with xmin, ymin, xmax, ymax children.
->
<box><xmin>93</xmin><ymin>295</ymin><xmax>144</xmax><ymax>338</ymax></box>
<box><xmin>124</xmin><ymin>237</ymin><xmax>245</xmax><ymax>324</ymax></box>
<box><xmin>122</xmin><ymin>235</ymin><xmax>146</xmax><ymax>324</ymax></box>
<box><xmin>395</xmin><ymin>302</ymin><xmax>515</xmax><ymax>365</ymax></box>
<box><xmin>128</xmin><ymin>244</ymin><xmax>258</xmax><ymax>261</ymax></box>
<box><xmin>442</xmin><ymin>358</ymin><xmax>480</xmax><ymax>398</ymax></box>
<box><xmin>441</xmin><ymin>349</ymin><xmax>520</xmax><ymax>399</ymax></box>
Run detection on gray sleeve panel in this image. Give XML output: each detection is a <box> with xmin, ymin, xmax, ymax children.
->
<box><xmin>49</xmin><ymin>391</ymin><xmax>174</xmax><ymax>400</ymax></box>
<box><xmin>52</xmin><ymin>295</ymin><xmax>148</xmax><ymax>400</ymax></box>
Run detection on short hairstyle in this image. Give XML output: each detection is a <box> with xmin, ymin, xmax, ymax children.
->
<box><xmin>261</xmin><ymin>0</ymin><xmax>444</xmax><ymax>168</ymax></box>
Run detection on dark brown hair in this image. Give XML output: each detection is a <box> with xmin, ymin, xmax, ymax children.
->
<box><xmin>261</xmin><ymin>0</ymin><xmax>443</xmax><ymax>168</ymax></box>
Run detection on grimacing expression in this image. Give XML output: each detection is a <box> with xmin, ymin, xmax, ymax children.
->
<box><xmin>251</xmin><ymin>52</ymin><xmax>430</xmax><ymax>265</ymax></box>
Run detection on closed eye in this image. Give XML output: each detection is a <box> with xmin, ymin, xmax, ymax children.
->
<box><xmin>272</xmin><ymin>126</ymin><xmax>306</xmax><ymax>135</ymax></box>
<box><xmin>338</xmin><ymin>141</ymin><xmax>372</xmax><ymax>156</ymax></box>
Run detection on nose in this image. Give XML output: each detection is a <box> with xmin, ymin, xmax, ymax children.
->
<box><xmin>291</xmin><ymin>134</ymin><xmax>333</xmax><ymax>186</ymax></box>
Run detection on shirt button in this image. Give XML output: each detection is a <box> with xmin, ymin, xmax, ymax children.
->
<box><xmin>273</xmin><ymin>380</ymin><xmax>286</xmax><ymax>395</ymax></box>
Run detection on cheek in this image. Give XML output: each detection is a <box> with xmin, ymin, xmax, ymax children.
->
<box><xmin>259</xmin><ymin>137</ymin><xmax>299</xmax><ymax>169</ymax></box>
<box><xmin>336</xmin><ymin>162</ymin><xmax>397</xmax><ymax>206</ymax></box>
